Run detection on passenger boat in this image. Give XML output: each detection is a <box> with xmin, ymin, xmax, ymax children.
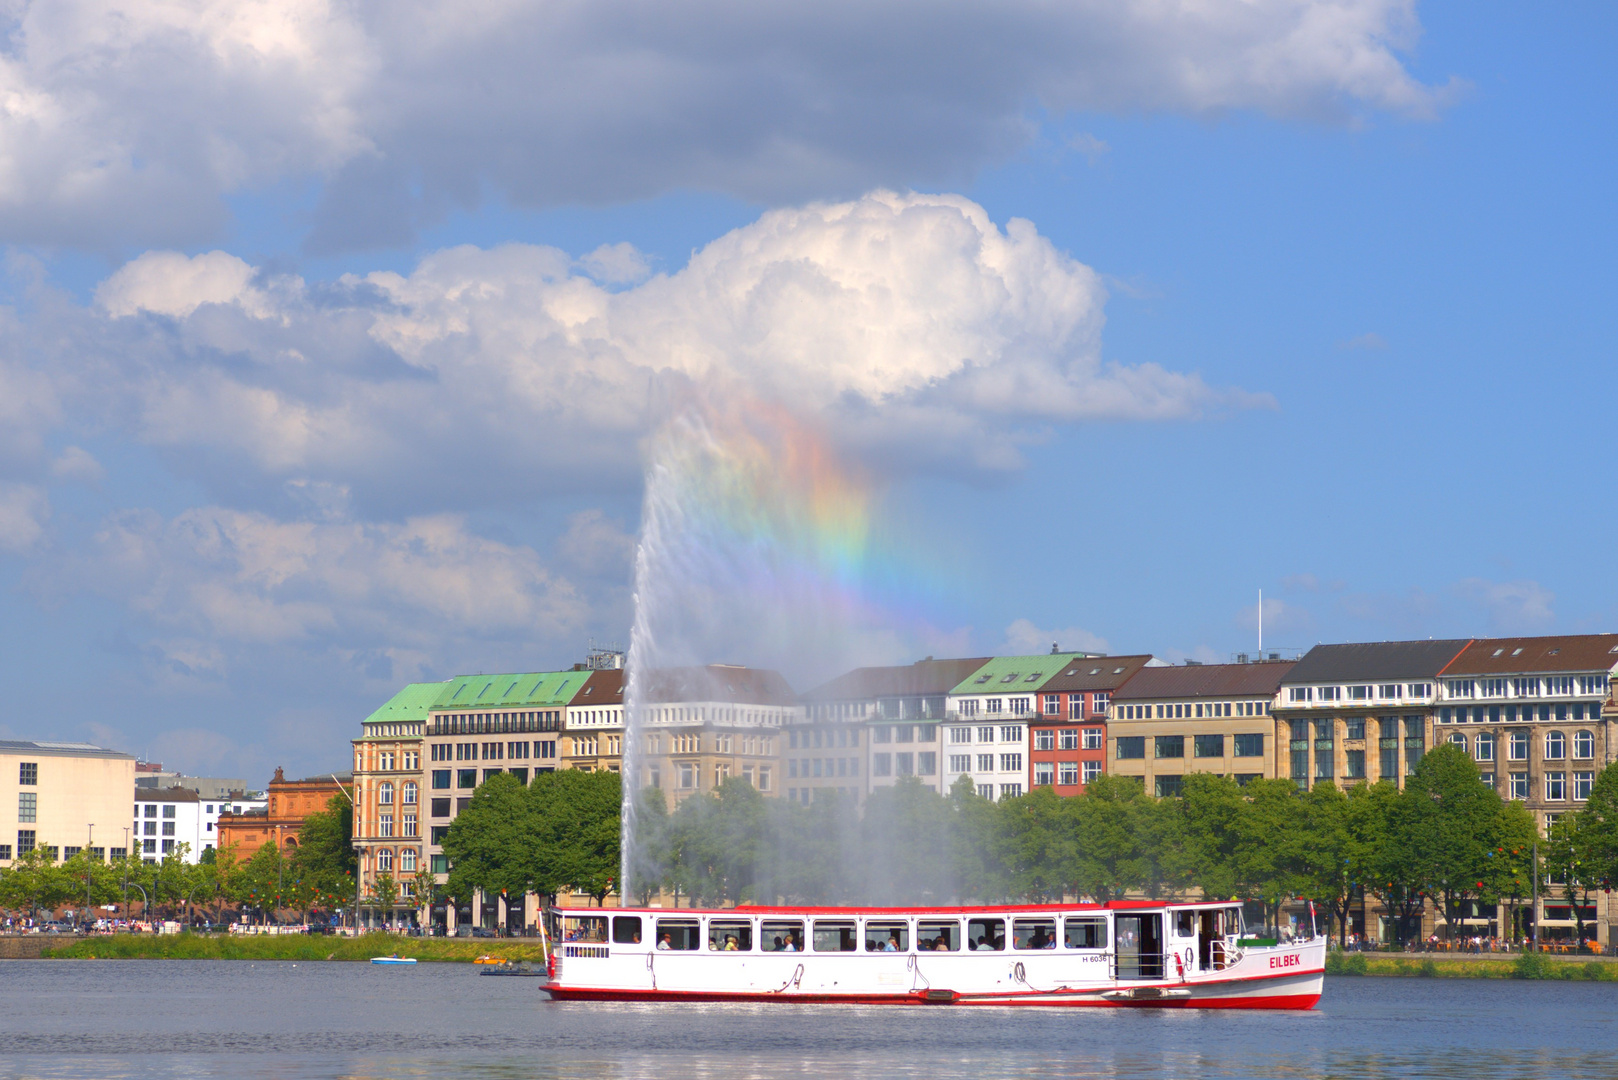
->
<box><xmin>542</xmin><ymin>901</ymin><xmax>1324</xmax><ymax>1009</ymax></box>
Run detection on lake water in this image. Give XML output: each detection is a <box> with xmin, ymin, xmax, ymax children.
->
<box><xmin>0</xmin><ymin>962</ymin><xmax>1615</xmax><ymax>1080</ymax></box>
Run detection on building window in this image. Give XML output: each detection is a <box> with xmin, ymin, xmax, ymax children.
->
<box><xmin>142</xmin><ymin>838</ymin><xmax>155</xmax><ymax>854</ymax></box>
<box><xmin>1056</xmin><ymin>729</ymin><xmax>1078</xmax><ymax>751</ymax></box>
<box><xmin>1000</xmin><ymin>784</ymin><xmax>1022</xmax><ymax>800</ymax></box>
<box><xmin>1082</xmin><ymin>761</ymin><xmax>1101</xmax><ymax>783</ymax></box>
<box><xmin>402</xmin><ymin>782</ymin><xmax>417</xmax><ymax>805</ymax></box>
<box><xmin>1574</xmin><ymin>730</ymin><xmax>1595</xmax><ymax>760</ymax></box>
<box><xmin>431</xmin><ymin>769</ymin><xmax>451</xmax><ymax>789</ymax></box>
<box><xmin>949</xmin><ymin>754</ymin><xmax>971</xmax><ymax>772</ymax></box>
<box><xmin>1404</xmin><ymin>716</ymin><xmax>1425</xmax><ymax>774</ymax></box>
<box><xmin>1545</xmin><ymin>773</ymin><xmax>1567</xmax><ymax>801</ymax></box>
<box><xmin>378</xmin><ymin>782</ymin><xmax>394</xmax><ymax>805</ymax></box>
<box><xmin>1574</xmin><ymin>772</ymin><xmax>1596</xmax><ymax>800</ymax></box>
<box><xmin>1034</xmin><ymin>730</ymin><xmax>1055</xmax><ymax>751</ymax></box>
<box><xmin>1034</xmin><ymin>762</ymin><xmax>1055</xmax><ymax>786</ymax></box>
<box><xmin>1234</xmin><ymin>733</ymin><xmax>1264</xmax><ymax>757</ymax></box>
<box><xmin>401</xmin><ymin>848</ymin><xmax>417</xmax><ymax>872</ymax></box>
<box><xmin>1155</xmin><ymin>736</ymin><xmax>1185</xmax><ymax>759</ymax></box>
<box><xmin>1043</xmin><ymin>695</ymin><xmax>1059</xmax><ymax>715</ymax></box>
<box><xmin>950</xmin><ymin>727</ymin><xmax>972</xmax><ymax>744</ymax></box>
<box><xmin>1081</xmin><ymin>729</ymin><xmax>1102</xmax><ymax>751</ymax></box>
<box><xmin>1116</xmin><ymin>737</ymin><xmax>1145</xmax><ymax>760</ymax></box>
<box><xmin>977</xmin><ymin>726</ymin><xmax>995</xmax><ymax>743</ymax></box>
<box><xmin>977</xmin><ymin>784</ymin><xmax>995</xmax><ymax>800</ymax></box>
<box><xmin>1508</xmin><ymin>773</ymin><xmax>1529</xmax><ymax>800</ymax></box>
<box><xmin>144</xmin><ymin>805</ymin><xmax>156</xmax><ymax>818</ymax></box>
<box><xmin>1508</xmin><ymin>730</ymin><xmax>1529</xmax><ymax>761</ymax></box>
<box><xmin>1058</xmin><ymin>762</ymin><xmax>1079</xmax><ymax>786</ymax></box>
<box><xmin>161</xmin><ymin>840</ymin><xmax>175</xmax><ymax>854</ymax></box>
<box><xmin>976</xmin><ymin>754</ymin><xmax>994</xmax><ymax>771</ymax></box>
<box><xmin>873</xmin><ymin>754</ymin><xmax>892</xmax><ymax>778</ymax></box>
<box><xmin>162</xmin><ymin>822</ymin><xmax>175</xmax><ymax>836</ymax></box>
<box><xmin>1154</xmin><ymin>776</ymin><xmax>1183</xmax><ymax>798</ymax></box>
<box><xmin>380</xmin><ymin>752</ymin><xmax>394</xmax><ymax>771</ymax></box>
<box><xmin>378</xmin><ymin>848</ymin><xmax>393</xmax><ymax>872</ymax></box>
<box><xmin>1000</xmin><ymin>753</ymin><xmax>1022</xmax><ymax>772</ymax></box>
<box><xmin>379</xmin><ymin>814</ymin><xmax>394</xmax><ymax>838</ymax></box>
<box><xmin>1345</xmin><ymin>718</ymin><xmax>1366</xmax><ymax>740</ymax></box>
<box><xmin>1545</xmin><ymin>731</ymin><xmax>1567</xmax><ymax>761</ymax></box>
<box><xmin>1345</xmin><ymin>750</ymin><xmax>1366</xmax><ymax>779</ymax></box>
<box><xmin>758</xmin><ymin>767</ymin><xmax>771</xmax><ymax>792</ymax></box>
<box><xmin>917</xmin><ymin>752</ymin><xmax>936</xmax><ymax>776</ymax></box>
<box><xmin>144</xmin><ymin>821</ymin><xmax>156</xmax><ymax>836</ymax></box>
<box><xmin>1193</xmin><ymin>735</ymin><xmax>1224</xmax><ymax>758</ymax></box>
<box><xmin>896</xmin><ymin>753</ymin><xmax>914</xmax><ymax>776</ymax></box>
<box><xmin>1000</xmin><ymin>725</ymin><xmax>1023</xmax><ymax>742</ymax></box>
<box><xmin>19</xmin><ymin>762</ymin><xmax>37</xmax><ymax>785</ymax></box>
<box><xmin>18</xmin><ymin>793</ymin><xmax>36</xmax><ymax>823</ymax></box>
<box><xmin>457</xmin><ymin>769</ymin><xmax>477</xmax><ymax>789</ymax></box>
<box><xmin>1093</xmin><ymin>692</ymin><xmax>1110</xmax><ymax>714</ymax></box>
<box><xmin>1475</xmin><ymin>734</ymin><xmax>1495</xmax><ymax>762</ymax></box>
<box><xmin>403</xmin><ymin>813</ymin><xmax>417</xmax><ymax>837</ymax></box>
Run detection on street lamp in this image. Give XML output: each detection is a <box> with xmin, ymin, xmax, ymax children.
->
<box><xmin>85</xmin><ymin>824</ymin><xmax>94</xmax><ymax>932</ymax></box>
<box><xmin>330</xmin><ymin>774</ymin><xmax>362</xmax><ymax>935</ymax></box>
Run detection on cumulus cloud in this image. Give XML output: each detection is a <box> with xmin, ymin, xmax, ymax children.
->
<box><xmin>42</xmin><ymin>505</ymin><xmax>586</xmax><ymax>673</ymax></box>
<box><xmin>50</xmin><ymin>445</ymin><xmax>105</xmax><ymax>485</ymax></box>
<box><xmin>0</xmin><ymin>0</ymin><xmax>1454</xmax><ymax>249</ymax></box>
<box><xmin>47</xmin><ymin>192</ymin><xmax>1261</xmax><ymax>511</ymax></box>
<box><xmin>997</xmin><ymin>617</ymin><xmax>1110</xmax><ymax>656</ymax></box>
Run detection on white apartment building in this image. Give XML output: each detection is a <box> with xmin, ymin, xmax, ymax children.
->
<box><xmin>132</xmin><ymin>787</ymin><xmax>267</xmax><ymax>863</ymax></box>
<box><xmin>943</xmin><ymin>653</ymin><xmax>1099</xmax><ymax>801</ymax></box>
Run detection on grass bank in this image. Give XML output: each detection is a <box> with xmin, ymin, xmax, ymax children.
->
<box><xmin>40</xmin><ymin>933</ymin><xmax>547</xmax><ymax>963</ymax></box>
<box><xmin>1326</xmin><ymin>950</ymin><xmax>1618</xmax><ymax>981</ymax></box>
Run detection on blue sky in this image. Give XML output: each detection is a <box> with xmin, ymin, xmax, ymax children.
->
<box><xmin>0</xmin><ymin>0</ymin><xmax>1612</xmax><ymax>779</ymax></box>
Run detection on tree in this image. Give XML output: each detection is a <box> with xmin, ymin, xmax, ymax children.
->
<box><xmin>443</xmin><ymin>773</ymin><xmax>540</xmax><ymax>903</ymax></box>
<box><xmin>369</xmin><ymin>872</ymin><xmax>400</xmax><ymax>927</ymax></box>
<box><xmin>530</xmin><ymin>769</ymin><xmax>622</xmax><ymax>904</ymax></box>
<box><xmin>1394</xmin><ymin>744</ymin><xmax>1514</xmax><ymax>940</ymax></box>
<box><xmin>0</xmin><ymin>846</ymin><xmax>70</xmax><ymax>920</ymax></box>
<box><xmin>1576</xmin><ymin>761</ymin><xmax>1618</xmax><ymax>889</ymax></box>
<box><xmin>1068</xmin><ymin>774</ymin><xmax>1152</xmax><ymax>901</ymax></box>
<box><xmin>997</xmin><ymin>786</ymin><xmax>1076</xmax><ymax>903</ymax></box>
<box><xmin>293</xmin><ymin>794</ymin><xmax>357</xmax><ymax>902</ymax></box>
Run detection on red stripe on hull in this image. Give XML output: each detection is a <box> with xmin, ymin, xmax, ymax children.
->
<box><xmin>543</xmin><ymin>985</ymin><xmax>1320</xmax><ymax>1010</ymax></box>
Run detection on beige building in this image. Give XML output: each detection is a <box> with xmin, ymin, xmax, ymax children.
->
<box><xmin>351</xmin><ymin>681</ymin><xmax>437</xmax><ymax>927</ymax></box>
<box><xmin>1108</xmin><ymin>662</ymin><xmax>1293</xmax><ymax>795</ymax></box>
<box><xmin>0</xmin><ymin>740</ymin><xmax>136</xmax><ymax>865</ymax></box>
<box><xmin>562</xmin><ymin>668</ymin><xmax>625</xmax><ymax>774</ymax></box>
<box><xmin>637</xmin><ymin>665</ymin><xmax>796</xmax><ymax>808</ymax></box>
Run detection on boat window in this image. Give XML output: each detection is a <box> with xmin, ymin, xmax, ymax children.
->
<box><xmin>813</xmin><ymin>921</ymin><xmax>858</xmax><ymax>952</ymax></box>
<box><xmin>563</xmin><ymin>915</ymin><xmax>607</xmax><ymax>943</ymax></box>
<box><xmin>1064</xmin><ymin>916</ymin><xmax>1107</xmax><ymax>949</ymax></box>
<box><xmin>1176</xmin><ymin>911</ymin><xmax>1195</xmax><ymax>936</ymax></box>
<box><xmin>612</xmin><ymin>916</ymin><xmax>642</xmax><ymax>944</ymax></box>
<box><xmin>864</xmin><ymin>921</ymin><xmax>909</xmax><ymax>952</ymax></box>
<box><xmin>655</xmin><ymin>919</ymin><xmax>702</xmax><ymax>951</ymax></box>
<box><xmin>708</xmin><ymin>920</ymin><xmax>753</xmax><ymax>952</ymax></box>
<box><xmin>1012</xmin><ymin>918</ymin><xmax>1057</xmax><ymax>950</ymax></box>
<box><xmin>760</xmin><ymin>921</ymin><xmax>804</xmax><ymax>952</ymax></box>
<box><xmin>966</xmin><ymin>918</ymin><xmax>1004</xmax><ymax>951</ymax></box>
<box><xmin>917</xmin><ymin>920</ymin><xmax>959</xmax><ymax>951</ymax></box>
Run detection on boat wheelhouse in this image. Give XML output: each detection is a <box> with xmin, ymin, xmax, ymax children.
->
<box><xmin>543</xmin><ymin>901</ymin><xmax>1324</xmax><ymax>1008</ymax></box>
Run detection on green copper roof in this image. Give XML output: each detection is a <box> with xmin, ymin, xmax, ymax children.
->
<box><xmin>363</xmin><ymin>681</ymin><xmax>449</xmax><ymax>726</ymax></box>
<box><xmin>949</xmin><ymin>654</ymin><xmax>1092</xmax><ymax>695</ymax></box>
<box><xmin>429</xmin><ymin>670</ymin><xmax>593</xmax><ymax>711</ymax></box>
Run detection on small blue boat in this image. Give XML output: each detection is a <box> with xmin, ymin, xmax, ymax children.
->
<box><xmin>371</xmin><ymin>955</ymin><xmax>417</xmax><ymax>965</ymax></box>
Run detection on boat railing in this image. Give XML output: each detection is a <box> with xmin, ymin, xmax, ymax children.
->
<box><xmin>564</xmin><ymin>944</ymin><xmax>609</xmax><ymax>959</ymax></box>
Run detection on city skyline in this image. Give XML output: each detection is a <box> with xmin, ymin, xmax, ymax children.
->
<box><xmin>0</xmin><ymin>1</ymin><xmax>1612</xmax><ymax>782</ymax></box>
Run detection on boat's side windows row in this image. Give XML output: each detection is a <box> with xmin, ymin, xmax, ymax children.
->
<box><xmin>761</xmin><ymin>921</ymin><xmax>804</xmax><ymax>952</ymax></box>
<box><xmin>709</xmin><ymin>920</ymin><xmax>753</xmax><ymax>951</ymax></box>
<box><xmin>563</xmin><ymin>915</ymin><xmax>609</xmax><ymax>943</ymax></box>
<box><xmin>865</xmin><ymin>921</ymin><xmax>909</xmax><ymax>952</ymax></box>
<box><xmin>655</xmin><ymin>919</ymin><xmax>702</xmax><ymax>951</ymax></box>
<box><xmin>613</xmin><ymin>916</ymin><xmax>642</xmax><ymax>945</ymax></box>
<box><xmin>1065</xmin><ymin>917</ymin><xmax>1107</xmax><ymax>950</ymax></box>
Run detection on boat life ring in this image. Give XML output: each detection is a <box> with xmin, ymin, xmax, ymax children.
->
<box><xmin>1173</xmin><ymin>952</ymin><xmax>1185</xmax><ymax>981</ymax></box>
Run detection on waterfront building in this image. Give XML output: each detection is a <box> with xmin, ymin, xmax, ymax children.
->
<box><xmin>1107</xmin><ymin>661</ymin><xmax>1293</xmax><ymax>795</ymax></box>
<box><xmin>792</xmin><ymin>657</ymin><xmax>989</xmax><ymax>803</ymax></box>
<box><xmin>562</xmin><ymin>667</ymin><xmax>625</xmax><ymax>774</ymax></box>
<box><xmin>1030</xmin><ymin>654</ymin><xmax>1164</xmax><ymax>795</ymax></box>
<box><xmin>945</xmin><ymin>653</ymin><xmax>1101</xmax><ymax>801</ymax></box>
<box><xmin>637</xmin><ymin>664</ymin><xmax>796</xmax><ymax>808</ymax></box>
<box><xmin>1271</xmin><ymin>640</ymin><xmax>1469</xmax><ymax>790</ymax></box>
<box><xmin>131</xmin><ymin>787</ymin><xmax>264</xmax><ymax>863</ymax></box>
<box><xmin>215</xmin><ymin>768</ymin><xmax>350</xmax><ymax>859</ymax></box>
<box><xmin>352</xmin><ymin>681</ymin><xmax>438</xmax><ymax>927</ymax></box>
<box><xmin>1435</xmin><ymin>634</ymin><xmax>1618</xmax><ymax>839</ymax></box>
<box><xmin>0</xmin><ymin>740</ymin><xmax>136</xmax><ymax>866</ymax></box>
<box><xmin>420</xmin><ymin>668</ymin><xmax>588</xmax><ymax>930</ymax></box>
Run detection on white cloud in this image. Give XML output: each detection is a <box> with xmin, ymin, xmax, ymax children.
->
<box><xmin>1067</xmin><ymin>133</ymin><xmax>1111</xmax><ymax>165</ymax></box>
<box><xmin>54</xmin><ymin>192</ymin><xmax>1261</xmax><ymax>507</ymax></box>
<box><xmin>47</xmin><ymin>505</ymin><xmax>587</xmax><ymax>665</ymax></box>
<box><xmin>579</xmin><ymin>243</ymin><xmax>652</xmax><ymax>286</ymax></box>
<box><xmin>0</xmin><ymin>0</ymin><xmax>1453</xmax><ymax>249</ymax></box>
<box><xmin>0</xmin><ymin>482</ymin><xmax>49</xmax><ymax>552</ymax></box>
<box><xmin>997</xmin><ymin>617</ymin><xmax>1110</xmax><ymax>656</ymax></box>
<box><xmin>49</xmin><ymin>445</ymin><xmax>105</xmax><ymax>485</ymax></box>
<box><xmin>1455</xmin><ymin>577</ymin><xmax>1555</xmax><ymax>632</ymax></box>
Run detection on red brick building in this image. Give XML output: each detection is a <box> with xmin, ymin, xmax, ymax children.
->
<box><xmin>1029</xmin><ymin>655</ymin><xmax>1162</xmax><ymax>795</ymax></box>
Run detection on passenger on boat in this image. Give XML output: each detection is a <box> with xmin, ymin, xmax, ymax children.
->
<box><xmin>974</xmin><ymin>936</ymin><xmax>992</xmax><ymax>951</ymax></box>
<box><xmin>934</xmin><ymin>938</ymin><xmax>950</xmax><ymax>952</ymax></box>
<box><xmin>783</xmin><ymin>936</ymin><xmax>798</xmax><ymax>952</ymax></box>
<box><xmin>883</xmin><ymin>935</ymin><xmax>899</xmax><ymax>952</ymax></box>
<box><xmin>657</xmin><ymin>934</ymin><xmax>673</xmax><ymax>950</ymax></box>
<box><xmin>724</xmin><ymin>935</ymin><xmax>740</xmax><ymax>951</ymax></box>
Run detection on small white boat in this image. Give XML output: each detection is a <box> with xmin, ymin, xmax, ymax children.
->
<box><xmin>370</xmin><ymin>955</ymin><xmax>417</xmax><ymax>965</ymax></box>
<box><xmin>543</xmin><ymin>900</ymin><xmax>1325</xmax><ymax>1009</ymax></box>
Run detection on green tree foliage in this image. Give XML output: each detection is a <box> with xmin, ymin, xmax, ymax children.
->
<box><xmin>292</xmin><ymin>794</ymin><xmax>356</xmax><ymax>902</ymax></box>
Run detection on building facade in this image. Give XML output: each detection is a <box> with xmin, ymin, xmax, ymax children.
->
<box><xmin>637</xmin><ymin>664</ymin><xmax>795</xmax><ymax>808</ymax></box>
<box><xmin>1030</xmin><ymin>655</ymin><xmax>1163</xmax><ymax>795</ymax></box>
<box><xmin>562</xmin><ymin>668</ymin><xmax>625</xmax><ymax>774</ymax></box>
<box><xmin>352</xmin><ymin>680</ymin><xmax>437</xmax><ymax>925</ymax></box>
<box><xmin>1108</xmin><ymin>661</ymin><xmax>1293</xmax><ymax>795</ymax></box>
<box><xmin>132</xmin><ymin>787</ymin><xmax>257</xmax><ymax>863</ymax></box>
<box><xmin>792</xmin><ymin>657</ymin><xmax>988</xmax><ymax>803</ymax></box>
<box><xmin>945</xmin><ymin>653</ymin><xmax>1099</xmax><ymax>801</ymax></box>
<box><xmin>215</xmin><ymin>768</ymin><xmax>350</xmax><ymax>859</ymax></box>
<box><xmin>1271</xmin><ymin>640</ymin><xmax>1469</xmax><ymax>790</ymax></box>
<box><xmin>0</xmin><ymin>740</ymin><xmax>136</xmax><ymax>866</ymax></box>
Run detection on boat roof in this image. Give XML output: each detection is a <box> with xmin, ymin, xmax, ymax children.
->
<box><xmin>554</xmin><ymin>900</ymin><xmax>1241</xmax><ymax>917</ymax></box>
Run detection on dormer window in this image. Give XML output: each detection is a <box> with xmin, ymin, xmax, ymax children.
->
<box><xmin>1001</xmin><ymin>674</ymin><xmax>1019</xmax><ymax>683</ymax></box>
